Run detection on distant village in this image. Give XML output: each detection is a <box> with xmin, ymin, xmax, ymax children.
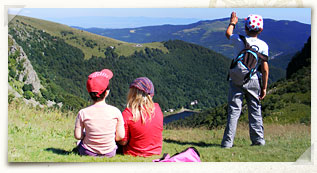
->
<box><xmin>164</xmin><ymin>100</ymin><xmax>198</xmax><ymax>113</ymax></box>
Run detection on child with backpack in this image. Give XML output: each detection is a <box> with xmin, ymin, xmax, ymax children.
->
<box><xmin>74</xmin><ymin>69</ymin><xmax>125</xmax><ymax>157</ymax></box>
<box><xmin>221</xmin><ymin>12</ymin><xmax>269</xmax><ymax>148</ymax></box>
<box><xmin>118</xmin><ymin>77</ymin><xmax>163</xmax><ymax>157</ymax></box>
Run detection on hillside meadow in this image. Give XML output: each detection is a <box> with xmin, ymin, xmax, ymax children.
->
<box><xmin>9</xmin><ymin>15</ymin><xmax>168</xmax><ymax>59</ymax></box>
<box><xmin>8</xmin><ymin>100</ymin><xmax>310</xmax><ymax>162</ymax></box>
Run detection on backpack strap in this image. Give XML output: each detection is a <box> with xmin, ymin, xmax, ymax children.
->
<box><xmin>257</xmin><ymin>53</ymin><xmax>269</xmax><ymax>62</ymax></box>
<box><xmin>239</xmin><ymin>34</ymin><xmax>269</xmax><ymax>62</ymax></box>
<box><xmin>239</xmin><ymin>35</ymin><xmax>250</xmax><ymax>48</ymax></box>
<box><xmin>227</xmin><ymin>58</ymin><xmax>235</xmax><ymax>81</ymax></box>
<box><xmin>227</xmin><ymin>35</ymin><xmax>247</xmax><ymax>81</ymax></box>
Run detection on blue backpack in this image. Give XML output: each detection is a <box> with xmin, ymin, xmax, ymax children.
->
<box><xmin>228</xmin><ymin>35</ymin><xmax>268</xmax><ymax>86</ymax></box>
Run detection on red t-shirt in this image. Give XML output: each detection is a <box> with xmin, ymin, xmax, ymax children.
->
<box><xmin>122</xmin><ymin>103</ymin><xmax>163</xmax><ymax>157</ymax></box>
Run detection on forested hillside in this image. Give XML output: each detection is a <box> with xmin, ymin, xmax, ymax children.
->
<box><xmin>286</xmin><ymin>37</ymin><xmax>311</xmax><ymax>79</ymax></box>
<box><xmin>8</xmin><ymin>15</ymin><xmax>231</xmax><ymax>112</ymax></box>
<box><xmin>165</xmin><ymin>37</ymin><xmax>311</xmax><ymax>129</ymax></box>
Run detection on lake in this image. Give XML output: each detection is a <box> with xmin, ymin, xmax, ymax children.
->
<box><xmin>163</xmin><ymin>111</ymin><xmax>196</xmax><ymax>124</ymax></box>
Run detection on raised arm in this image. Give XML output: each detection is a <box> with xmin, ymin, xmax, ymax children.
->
<box><xmin>226</xmin><ymin>12</ymin><xmax>238</xmax><ymax>40</ymax></box>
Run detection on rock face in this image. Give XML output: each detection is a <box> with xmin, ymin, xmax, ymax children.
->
<box><xmin>8</xmin><ymin>35</ymin><xmax>63</xmax><ymax>108</ymax></box>
<box><xmin>8</xmin><ymin>34</ymin><xmax>43</xmax><ymax>94</ymax></box>
<box><xmin>8</xmin><ymin>84</ymin><xmax>22</xmax><ymax>98</ymax></box>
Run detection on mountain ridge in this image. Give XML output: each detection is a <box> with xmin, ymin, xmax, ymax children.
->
<box><xmin>78</xmin><ymin>17</ymin><xmax>310</xmax><ymax>61</ymax></box>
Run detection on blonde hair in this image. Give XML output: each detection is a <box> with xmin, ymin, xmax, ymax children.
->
<box><xmin>127</xmin><ymin>87</ymin><xmax>154</xmax><ymax>124</ymax></box>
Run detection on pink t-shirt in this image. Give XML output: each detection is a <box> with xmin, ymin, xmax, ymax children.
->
<box><xmin>75</xmin><ymin>103</ymin><xmax>124</xmax><ymax>154</ymax></box>
<box><xmin>122</xmin><ymin>103</ymin><xmax>163</xmax><ymax>157</ymax></box>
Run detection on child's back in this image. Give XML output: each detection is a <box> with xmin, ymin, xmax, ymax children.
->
<box><xmin>118</xmin><ymin>77</ymin><xmax>163</xmax><ymax>157</ymax></box>
<box><xmin>76</xmin><ymin>103</ymin><xmax>123</xmax><ymax>154</ymax></box>
<box><xmin>121</xmin><ymin>102</ymin><xmax>163</xmax><ymax>157</ymax></box>
<box><xmin>74</xmin><ymin>69</ymin><xmax>124</xmax><ymax>157</ymax></box>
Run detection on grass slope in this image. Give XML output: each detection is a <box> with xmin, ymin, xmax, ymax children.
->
<box><xmin>8</xmin><ymin>100</ymin><xmax>310</xmax><ymax>162</ymax></box>
<box><xmin>9</xmin><ymin>15</ymin><xmax>168</xmax><ymax>59</ymax></box>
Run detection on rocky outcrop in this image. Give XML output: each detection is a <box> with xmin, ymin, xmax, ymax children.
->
<box><xmin>8</xmin><ymin>35</ymin><xmax>63</xmax><ymax>108</ymax></box>
<box><xmin>8</xmin><ymin>34</ymin><xmax>43</xmax><ymax>94</ymax></box>
<box><xmin>8</xmin><ymin>84</ymin><xmax>22</xmax><ymax>98</ymax></box>
<box><xmin>23</xmin><ymin>98</ymin><xmax>44</xmax><ymax>108</ymax></box>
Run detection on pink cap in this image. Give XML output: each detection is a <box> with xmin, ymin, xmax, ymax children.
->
<box><xmin>86</xmin><ymin>69</ymin><xmax>113</xmax><ymax>97</ymax></box>
<box><xmin>245</xmin><ymin>14</ymin><xmax>263</xmax><ymax>31</ymax></box>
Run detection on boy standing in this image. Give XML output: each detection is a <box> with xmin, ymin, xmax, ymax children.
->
<box><xmin>221</xmin><ymin>12</ymin><xmax>269</xmax><ymax>148</ymax></box>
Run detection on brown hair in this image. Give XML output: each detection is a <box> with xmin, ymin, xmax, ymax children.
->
<box><xmin>245</xmin><ymin>26</ymin><xmax>262</xmax><ymax>35</ymax></box>
<box><xmin>89</xmin><ymin>86</ymin><xmax>109</xmax><ymax>102</ymax></box>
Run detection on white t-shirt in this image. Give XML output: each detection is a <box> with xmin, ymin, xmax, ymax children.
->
<box><xmin>229</xmin><ymin>34</ymin><xmax>269</xmax><ymax>79</ymax></box>
<box><xmin>230</xmin><ymin>34</ymin><xmax>269</xmax><ymax>57</ymax></box>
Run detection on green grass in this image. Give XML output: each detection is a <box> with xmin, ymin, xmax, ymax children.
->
<box><xmin>8</xmin><ymin>100</ymin><xmax>310</xmax><ymax>162</ymax></box>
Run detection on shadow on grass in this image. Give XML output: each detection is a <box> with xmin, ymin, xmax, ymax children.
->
<box><xmin>164</xmin><ymin>139</ymin><xmax>221</xmax><ymax>147</ymax></box>
<box><xmin>45</xmin><ymin>147</ymin><xmax>77</xmax><ymax>155</ymax></box>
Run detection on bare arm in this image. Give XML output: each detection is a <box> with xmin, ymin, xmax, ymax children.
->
<box><xmin>74</xmin><ymin>126</ymin><xmax>84</xmax><ymax>140</ymax></box>
<box><xmin>74</xmin><ymin>114</ymin><xmax>84</xmax><ymax>140</ymax></box>
<box><xmin>117</xmin><ymin>110</ymin><xmax>129</xmax><ymax>146</ymax></box>
<box><xmin>226</xmin><ymin>12</ymin><xmax>238</xmax><ymax>40</ymax></box>
<box><xmin>259</xmin><ymin>61</ymin><xmax>269</xmax><ymax>100</ymax></box>
<box><xmin>115</xmin><ymin>115</ymin><xmax>125</xmax><ymax>141</ymax></box>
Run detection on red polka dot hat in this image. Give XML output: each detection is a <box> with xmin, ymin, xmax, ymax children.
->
<box><xmin>245</xmin><ymin>14</ymin><xmax>263</xmax><ymax>31</ymax></box>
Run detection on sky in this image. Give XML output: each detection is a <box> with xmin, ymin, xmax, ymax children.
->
<box><xmin>8</xmin><ymin>8</ymin><xmax>311</xmax><ymax>28</ymax></box>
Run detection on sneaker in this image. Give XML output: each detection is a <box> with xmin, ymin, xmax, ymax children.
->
<box><xmin>221</xmin><ymin>145</ymin><xmax>232</xmax><ymax>149</ymax></box>
<box><xmin>251</xmin><ymin>141</ymin><xmax>265</xmax><ymax>146</ymax></box>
